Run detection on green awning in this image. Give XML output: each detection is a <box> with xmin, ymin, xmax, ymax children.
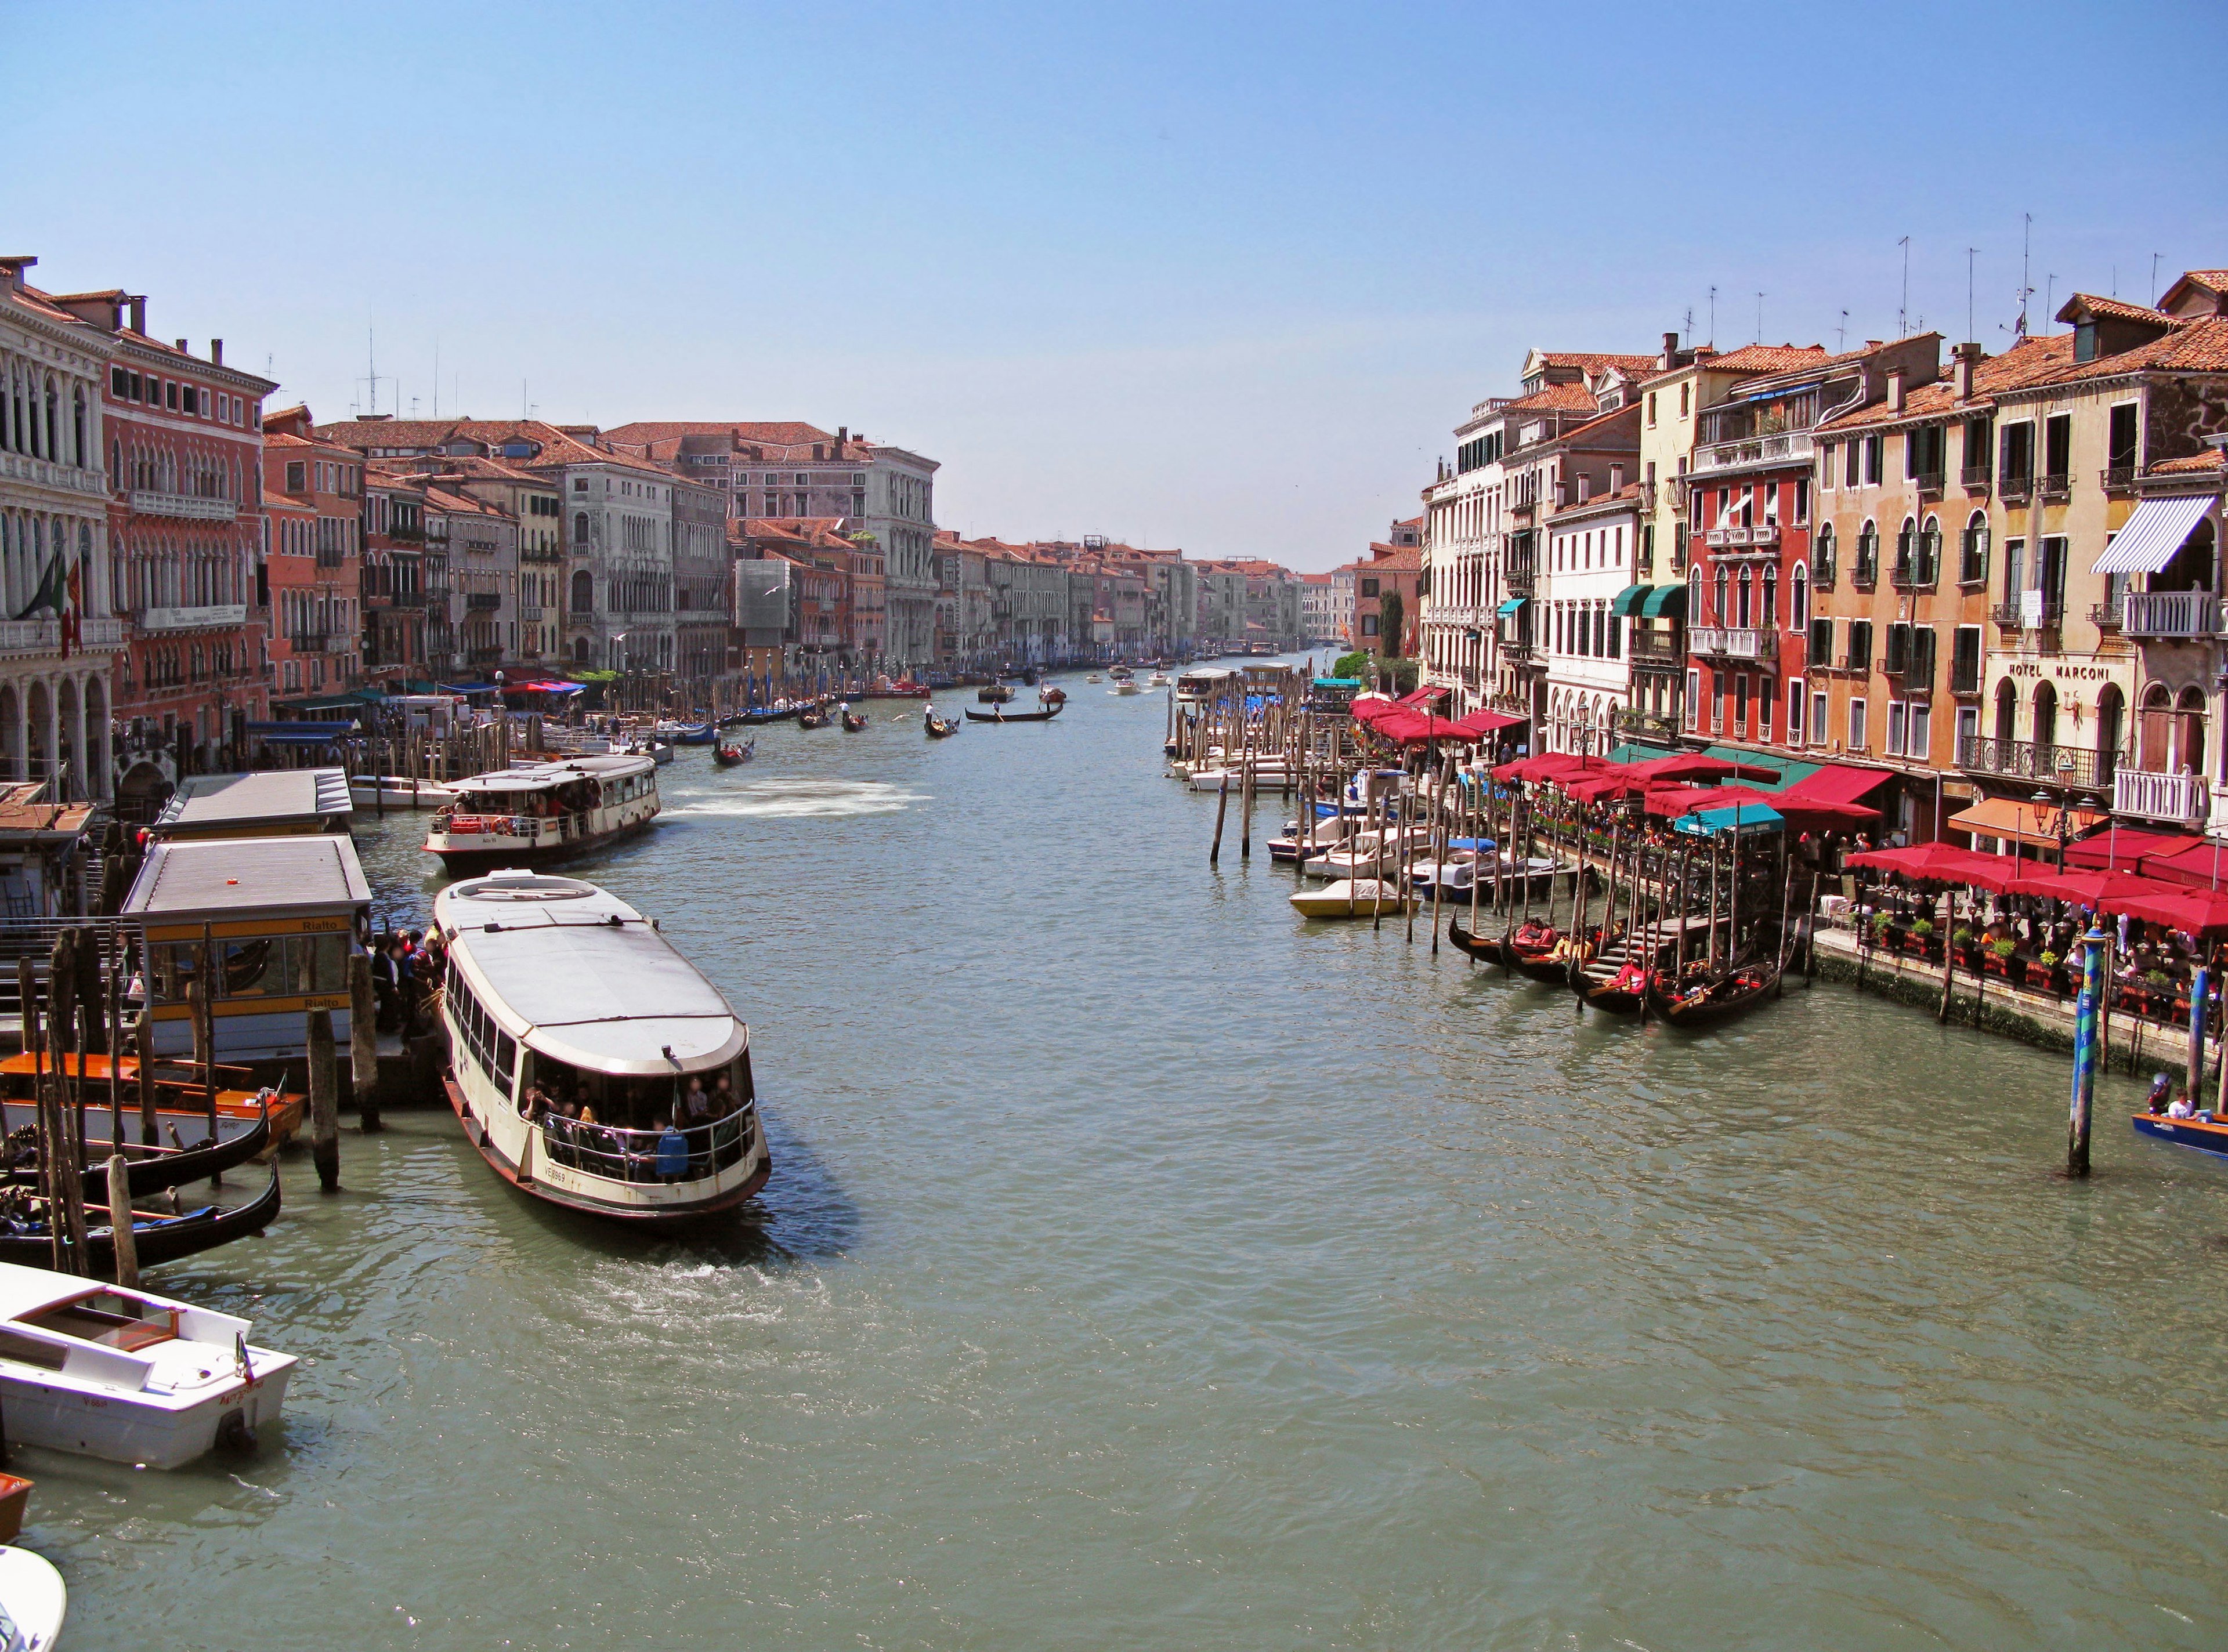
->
<box><xmin>1640</xmin><ymin>584</ymin><xmax>1688</xmax><ymax>618</ymax></box>
<box><xmin>1698</xmin><ymin>745</ymin><xmax>1821</xmax><ymax>791</ymax></box>
<box><xmin>1610</xmin><ymin>584</ymin><xmax>1651</xmax><ymax>617</ymax></box>
<box><xmin>1495</xmin><ymin>597</ymin><xmax>1527</xmax><ymax>616</ymax></box>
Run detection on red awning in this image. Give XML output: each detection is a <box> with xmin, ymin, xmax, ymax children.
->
<box><xmin>2120</xmin><ymin>838</ymin><xmax>2228</xmax><ymax>888</ymax></box>
<box><xmin>1645</xmin><ymin>783</ymin><xmax>1879</xmax><ymax>829</ymax></box>
<box><xmin>1397</xmin><ymin>686</ymin><xmax>1450</xmax><ymax>708</ymax></box>
<box><xmin>1375</xmin><ymin>711</ymin><xmax>1479</xmax><ymax>744</ymax></box>
<box><xmin>1455</xmin><ymin>708</ymin><xmax>1527</xmax><ymax>736</ymax></box>
<box><xmin>1845</xmin><ymin>842</ymin><xmax>2002</xmax><ymax>884</ymax></box>
<box><xmin>1782</xmin><ymin>763</ymin><xmax>1894</xmax><ymax>805</ymax></box>
<box><xmin>1625</xmin><ymin>752</ymin><xmax>1777</xmax><ymax>786</ymax></box>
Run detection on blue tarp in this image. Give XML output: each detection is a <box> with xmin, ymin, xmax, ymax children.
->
<box><xmin>1675</xmin><ymin>804</ymin><xmax>1784</xmax><ymax>838</ymax></box>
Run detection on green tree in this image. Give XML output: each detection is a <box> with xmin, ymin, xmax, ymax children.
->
<box><xmin>1379</xmin><ymin>590</ymin><xmax>1406</xmax><ymax>658</ymax></box>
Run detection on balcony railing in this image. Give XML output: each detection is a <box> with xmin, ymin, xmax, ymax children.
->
<box><xmin>138</xmin><ymin>603</ymin><xmax>249</xmax><ymax>632</ymax></box>
<box><xmin>2102</xmin><ymin>465</ymin><xmax>2137</xmax><ymax>494</ymax></box>
<box><xmin>1690</xmin><ymin>626</ymin><xmax>1778</xmax><ymax>662</ymax></box>
<box><xmin>2115</xmin><ymin>767</ymin><xmax>2209</xmax><ymax>825</ymax></box>
<box><xmin>1810</xmin><ymin>557</ymin><xmax>1836</xmax><ymax>590</ymax></box>
<box><xmin>1914</xmin><ymin>469</ymin><xmax>1945</xmax><ymax>495</ymax></box>
<box><xmin>1691</xmin><ymin>431</ymin><xmax>1814</xmax><ymax>476</ymax></box>
<box><xmin>285</xmin><ymin>631</ymin><xmax>334</xmax><ymax>653</ymax></box>
<box><xmin>2000</xmin><ymin>472</ymin><xmax>2034</xmax><ymax>501</ymax></box>
<box><xmin>1703</xmin><ymin>523</ymin><xmax>1780</xmax><ymax>550</ymax></box>
<box><xmin>1956</xmin><ymin>735</ymin><xmax>2114</xmax><ymax>791</ymax></box>
<box><xmin>1889</xmin><ymin>556</ymin><xmax>1937</xmax><ymax>591</ymax></box>
<box><xmin>2040</xmin><ymin>472</ymin><xmax>2072</xmax><ymax>501</ymax></box>
<box><xmin>2120</xmin><ymin>589</ymin><xmax>2219</xmax><ymax>639</ymax></box>
<box><xmin>1991</xmin><ymin>599</ymin><xmax>2063</xmax><ymax>630</ymax></box>
<box><xmin>128</xmin><ymin>490</ymin><xmax>237</xmax><ymax>522</ymax></box>
<box><xmin>466</xmin><ymin>592</ymin><xmax>503</xmax><ymax>611</ymax></box>
<box><xmin>1960</xmin><ymin>463</ymin><xmax>1993</xmax><ymax>490</ymax></box>
<box><xmin>2089</xmin><ymin>599</ymin><xmax>2122</xmax><ymax>629</ymax></box>
<box><xmin>467</xmin><ymin>644</ymin><xmax>504</xmax><ymax>665</ymax></box>
<box><xmin>1504</xmin><ymin>566</ymin><xmax>1536</xmax><ymax>596</ymax></box>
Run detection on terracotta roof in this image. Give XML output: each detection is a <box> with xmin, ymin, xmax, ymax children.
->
<box><xmin>2151</xmin><ymin>451</ymin><xmax>2226</xmax><ymax>474</ymax></box>
<box><xmin>2052</xmin><ymin>314</ymin><xmax>2228</xmax><ymax>382</ymax></box>
<box><xmin>1816</xmin><ymin>335</ymin><xmax>2077</xmax><ymax>431</ymax></box>
<box><xmin>602</xmin><ymin>421</ymin><xmax>836</xmax><ymax>450</ymax></box>
<box><xmin>314</xmin><ymin>418</ymin><xmax>677</xmax><ymax>483</ymax></box>
<box><xmin>2055</xmin><ymin>292</ymin><xmax>2178</xmax><ymax>328</ymax></box>
<box><xmin>424</xmin><ymin>486</ymin><xmax>511</xmax><ymax>520</ymax></box>
<box><xmin>1554</xmin><ymin>481</ymin><xmax>1647</xmax><ymax>517</ymax></box>
<box><xmin>1697</xmin><ymin>343</ymin><xmax>1833</xmax><ymax>375</ymax></box>
<box><xmin>1536</xmin><ymin>352</ymin><xmax>1658</xmax><ymax>375</ymax></box>
<box><xmin>1503</xmin><ymin>383</ymin><xmax>1599</xmax><ymax>414</ymax></box>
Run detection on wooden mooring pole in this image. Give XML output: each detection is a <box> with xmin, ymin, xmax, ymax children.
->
<box><xmin>349</xmin><ymin>952</ymin><xmax>382</xmax><ymax>1132</ymax></box>
<box><xmin>308</xmin><ymin>1008</ymin><xmax>341</xmax><ymax>1193</ymax></box>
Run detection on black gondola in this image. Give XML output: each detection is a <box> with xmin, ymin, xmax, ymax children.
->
<box><xmin>732</xmin><ymin>706</ymin><xmax>800</xmax><ymax>726</ymax></box>
<box><xmin>924</xmin><ymin>710</ymin><xmax>960</xmax><ymax>738</ymax></box>
<box><xmin>6</xmin><ymin>1097</ymin><xmax>273</xmax><ymax>1201</ymax></box>
<box><xmin>1643</xmin><ymin>959</ymin><xmax>1783</xmax><ymax>1027</ymax></box>
<box><xmin>963</xmin><ymin>703</ymin><xmax>1064</xmax><ymax>723</ymax></box>
<box><xmin>840</xmin><ymin>709</ymin><xmax>869</xmax><ymax>732</ymax></box>
<box><xmin>1445</xmin><ymin>918</ymin><xmax>1509</xmax><ymax>965</ymax></box>
<box><xmin>0</xmin><ymin>1166</ymin><xmax>281</xmax><ymax>1271</ymax></box>
<box><xmin>1510</xmin><ymin>944</ymin><xmax>1569</xmax><ymax>984</ymax></box>
<box><xmin>797</xmin><ymin>708</ymin><xmax>831</xmax><ymax>730</ymax></box>
<box><xmin>712</xmin><ymin>738</ymin><xmax>754</xmax><ymax>766</ymax></box>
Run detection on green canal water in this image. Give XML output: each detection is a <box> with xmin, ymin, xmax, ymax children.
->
<box><xmin>25</xmin><ymin>666</ymin><xmax>2228</xmax><ymax>1649</ymax></box>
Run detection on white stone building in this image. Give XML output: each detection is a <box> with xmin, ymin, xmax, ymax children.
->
<box><xmin>1539</xmin><ymin>480</ymin><xmax>1644</xmax><ymax>753</ymax></box>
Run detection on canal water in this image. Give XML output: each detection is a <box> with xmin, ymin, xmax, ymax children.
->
<box><xmin>28</xmin><ymin>668</ymin><xmax>2228</xmax><ymax>1649</ymax></box>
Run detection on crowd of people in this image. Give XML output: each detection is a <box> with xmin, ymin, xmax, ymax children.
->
<box><xmin>522</xmin><ymin>1070</ymin><xmax>753</xmax><ymax>1184</ymax></box>
<box><xmin>369</xmin><ymin>928</ymin><xmax>446</xmax><ymax>1038</ymax></box>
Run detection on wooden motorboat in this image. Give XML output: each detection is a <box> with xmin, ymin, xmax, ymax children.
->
<box><xmin>1289</xmin><ymin>879</ymin><xmax>1411</xmax><ymax>918</ymax></box>
<box><xmin>840</xmin><ymin>707</ymin><xmax>869</xmax><ymax>733</ymax></box>
<box><xmin>0</xmin><ymin>1166</ymin><xmax>282</xmax><ymax>1273</ymax></box>
<box><xmin>433</xmin><ymin>870</ymin><xmax>771</xmax><ymax>1224</ymax></box>
<box><xmin>977</xmin><ymin>683</ymin><xmax>1015</xmax><ymax>704</ymax></box>
<box><xmin>348</xmin><ymin>774</ymin><xmax>459</xmax><ymax>810</ymax></box>
<box><xmin>712</xmin><ymin>737</ymin><xmax>755</xmax><ymax>766</ymax></box>
<box><xmin>1644</xmin><ymin>960</ymin><xmax>1783</xmax><ymax>1027</ymax></box>
<box><xmin>796</xmin><ymin>707</ymin><xmax>831</xmax><ymax>730</ymax></box>
<box><xmin>664</xmin><ymin>720</ymin><xmax>717</xmax><ymax>746</ymax></box>
<box><xmin>924</xmin><ymin>708</ymin><xmax>960</xmax><ymax>738</ymax></box>
<box><xmin>1039</xmin><ymin>687</ymin><xmax>1067</xmax><ymax>708</ymax></box>
<box><xmin>0</xmin><ymin>1256</ymin><xmax>296</xmax><ymax>1468</ymax></box>
<box><xmin>0</xmin><ymin>1054</ymin><xmax>306</xmax><ymax>1151</ymax></box>
<box><xmin>964</xmin><ymin>703</ymin><xmax>1062</xmax><ymax>723</ymax></box>
<box><xmin>2133</xmin><ymin>1108</ymin><xmax>2228</xmax><ymax>1156</ymax></box>
<box><xmin>0</xmin><ymin>1541</ymin><xmax>64</xmax><ymax>1647</ymax></box>
<box><xmin>1446</xmin><ymin>918</ymin><xmax>1510</xmax><ymax>965</ymax></box>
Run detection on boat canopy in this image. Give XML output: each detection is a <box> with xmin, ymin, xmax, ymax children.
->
<box><xmin>153</xmin><ymin>767</ymin><xmax>353</xmax><ymax>838</ymax></box>
<box><xmin>450</xmin><ymin>753</ymin><xmax>654</xmax><ymax>795</ymax></box>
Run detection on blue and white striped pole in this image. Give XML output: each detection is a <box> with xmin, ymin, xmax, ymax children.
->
<box><xmin>2068</xmin><ymin>922</ymin><xmax>2106</xmax><ymax>1178</ymax></box>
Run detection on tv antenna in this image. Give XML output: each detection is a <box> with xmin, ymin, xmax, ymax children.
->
<box><xmin>1898</xmin><ymin>235</ymin><xmax>1911</xmax><ymax>335</ymax></box>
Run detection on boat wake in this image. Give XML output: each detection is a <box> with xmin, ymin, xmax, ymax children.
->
<box><xmin>669</xmin><ymin>778</ymin><xmax>930</xmax><ymax>820</ymax></box>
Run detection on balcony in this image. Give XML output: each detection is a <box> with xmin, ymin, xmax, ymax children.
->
<box><xmin>2115</xmin><ymin>767</ymin><xmax>2209</xmax><ymax>825</ymax></box>
<box><xmin>565</xmin><ymin>610</ymin><xmax>596</xmax><ymax>626</ymax></box>
<box><xmin>138</xmin><ymin>603</ymin><xmax>249</xmax><ymax>632</ymax></box>
<box><xmin>518</xmin><ymin>604</ymin><xmax>545</xmax><ymax>622</ymax></box>
<box><xmin>1889</xmin><ymin>556</ymin><xmax>1938</xmax><ymax>592</ymax></box>
<box><xmin>1504</xmin><ymin>565</ymin><xmax>1536</xmax><ymax>596</ymax></box>
<box><xmin>1990</xmin><ymin>599</ymin><xmax>2063</xmax><ymax>631</ymax></box>
<box><xmin>1703</xmin><ymin>523</ymin><xmax>1780</xmax><ymax>551</ymax></box>
<box><xmin>2089</xmin><ymin>599</ymin><xmax>2122</xmax><ymax>630</ymax></box>
<box><xmin>2040</xmin><ymin>472</ymin><xmax>2072</xmax><ymax>501</ymax></box>
<box><xmin>467</xmin><ymin>644</ymin><xmax>504</xmax><ymax>666</ymax></box>
<box><xmin>1850</xmin><ymin>556</ymin><xmax>1879</xmax><ymax>591</ymax></box>
<box><xmin>2101</xmin><ymin>465</ymin><xmax>2137</xmax><ymax>494</ymax></box>
<box><xmin>286</xmin><ymin>632</ymin><xmax>334</xmax><ymax>653</ymax></box>
<box><xmin>466</xmin><ymin>592</ymin><xmax>503</xmax><ymax>611</ymax></box>
<box><xmin>128</xmin><ymin>490</ymin><xmax>237</xmax><ymax>522</ymax></box>
<box><xmin>1690</xmin><ymin>626</ymin><xmax>1778</xmax><ymax>663</ymax></box>
<box><xmin>2000</xmin><ymin>471</ymin><xmax>2034</xmax><ymax>502</ymax></box>
<box><xmin>0</xmin><ymin>615</ymin><xmax>117</xmax><ymax>656</ymax></box>
<box><xmin>366</xmin><ymin>590</ymin><xmax>428</xmax><ymax>609</ymax></box>
<box><xmin>1957</xmin><ymin>735</ymin><xmax>2115</xmax><ymax>791</ymax></box>
<box><xmin>2120</xmin><ymin>589</ymin><xmax>2220</xmax><ymax>639</ymax></box>
<box><xmin>1914</xmin><ymin>469</ymin><xmax>1945</xmax><ymax>496</ymax></box>
<box><xmin>1691</xmin><ymin>430</ymin><xmax>1814</xmax><ymax>476</ymax></box>
<box><xmin>1810</xmin><ymin>557</ymin><xmax>1836</xmax><ymax>591</ymax></box>
<box><xmin>1629</xmin><ymin>632</ymin><xmax>1684</xmax><ymax>666</ymax></box>
<box><xmin>1960</xmin><ymin>463</ymin><xmax>1993</xmax><ymax>491</ymax></box>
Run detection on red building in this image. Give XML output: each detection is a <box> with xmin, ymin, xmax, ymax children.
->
<box><xmin>41</xmin><ymin>289</ymin><xmax>277</xmax><ymax>797</ymax></box>
<box><xmin>262</xmin><ymin>407</ymin><xmax>364</xmax><ymax>706</ymax></box>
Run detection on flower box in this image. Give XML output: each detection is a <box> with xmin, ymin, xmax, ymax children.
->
<box><xmin>1983</xmin><ymin>952</ymin><xmax>2019</xmax><ymax>980</ymax></box>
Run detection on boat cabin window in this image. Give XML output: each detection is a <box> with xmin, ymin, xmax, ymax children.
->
<box><xmin>519</xmin><ymin>1050</ymin><xmax>753</xmax><ymax>1135</ymax></box>
<box><xmin>149</xmin><ymin>932</ymin><xmax>349</xmax><ymax>1002</ymax></box>
<box><xmin>446</xmin><ymin>973</ymin><xmax>518</xmax><ymax>1096</ymax></box>
<box><xmin>17</xmin><ymin>1292</ymin><xmax>179</xmax><ymax>1352</ymax></box>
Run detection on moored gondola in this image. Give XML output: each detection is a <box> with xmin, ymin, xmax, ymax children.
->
<box><xmin>1643</xmin><ymin>959</ymin><xmax>1783</xmax><ymax>1028</ymax></box>
<box><xmin>731</xmin><ymin>705</ymin><xmax>800</xmax><ymax>726</ymax></box>
<box><xmin>963</xmin><ymin>702</ymin><xmax>1063</xmax><ymax>723</ymax></box>
<box><xmin>1445</xmin><ymin>918</ymin><xmax>1509</xmax><ymax>965</ymax></box>
<box><xmin>6</xmin><ymin>1096</ymin><xmax>273</xmax><ymax>1202</ymax></box>
<box><xmin>0</xmin><ymin>1166</ymin><xmax>281</xmax><ymax>1271</ymax></box>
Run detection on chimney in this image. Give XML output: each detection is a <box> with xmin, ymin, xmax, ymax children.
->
<box><xmin>1609</xmin><ymin>462</ymin><xmax>1625</xmax><ymax>494</ymax></box>
<box><xmin>128</xmin><ymin>295</ymin><xmax>146</xmax><ymax>334</ymax></box>
<box><xmin>210</xmin><ymin>339</ymin><xmax>223</xmax><ymax>365</ymax></box>
<box><xmin>1886</xmin><ymin>368</ymin><xmax>1906</xmax><ymax>412</ymax></box>
<box><xmin>1952</xmin><ymin>340</ymin><xmax>1981</xmax><ymax>400</ymax></box>
<box><xmin>1576</xmin><ymin>472</ymin><xmax>1593</xmax><ymax>503</ymax></box>
<box><xmin>175</xmin><ymin>338</ymin><xmax>188</xmax><ymax>355</ymax></box>
<box><xmin>0</xmin><ymin>256</ymin><xmax>35</xmax><ymax>292</ymax></box>
<box><xmin>1661</xmin><ymin>329</ymin><xmax>1680</xmax><ymax>370</ymax></box>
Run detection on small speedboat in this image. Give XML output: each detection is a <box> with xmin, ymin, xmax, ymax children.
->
<box><xmin>349</xmin><ymin>775</ymin><xmax>460</xmax><ymax>810</ymax></box>
<box><xmin>1086</xmin><ymin>673</ymin><xmax>1103</xmax><ymax>684</ymax></box>
<box><xmin>0</xmin><ymin>1545</ymin><xmax>64</xmax><ymax>1650</ymax></box>
<box><xmin>1148</xmin><ymin>671</ymin><xmax>1170</xmax><ymax>687</ymax></box>
<box><xmin>0</xmin><ymin>1259</ymin><xmax>296</xmax><ymax>1468</ymax></box>
<box><xmin>1112</xmin><ymin>680</ymin><xmax>1142</xmax><ymax>696</ymax></box>
<box><xmin>1290</xmin><ymin>879</ymin><xmax>1412</xmax><ymax>918</ymax></box>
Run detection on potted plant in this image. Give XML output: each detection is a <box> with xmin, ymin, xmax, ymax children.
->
<box><xmin>2028</xmin><ymin>948</ymin><xmax>2066</xmax><ymax>994</ymax></box>
<box><xmin>1952</xmin><ymin>923</ymin><xmax>1979</xmax><ymax>970</ymax></box>
<box><xmin>1985</xmin><ymin>937</ymin><xmax>2020</xmax><ymax>980</ymax></box>
<box><xmin>1908</xmin><ymin>916</ymin><xmax>1941</xmax><ymax>960</ymax></box>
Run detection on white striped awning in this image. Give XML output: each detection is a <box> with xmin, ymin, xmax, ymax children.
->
<box><xmin>2092</xmin><ymin>492</ymin><xmax>2215</xmax><ymax>574</ymax></box>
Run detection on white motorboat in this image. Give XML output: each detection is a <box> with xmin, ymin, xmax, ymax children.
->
<box><xmin>1085</xmin><ymin>673</ymin><xmax>1103</xmax><ymax>683</ymax></box>
<box><xmin>1148</xmin><ymin>671</ymin><xmax>1170</xmax><ymax>687</ymax></box>
<box><xmin>348</xmin><ymin>774</ymin><xmax>460</xmax><ymax>810</ymax></box>
<box><xmin>1301</xmin><ymin>826</ymin><xmax>1434</xmax><ymax>878</ymax></box>
<box><xmin>1408</xmin><ymin>856</ymin><xmax>1478</xmax><ymax>893</ymax></box>
<box><xmin>1112</xmin><ymin>680</ymin><xmax>1142</xmax><ymax>695</ymax></box>
<box><xmin>432</xmin><ymin>870</ymin><xmax>771</xmax><ymax>1224</ymax></box>
<box><xmin>0</xmin><ymin>1546</ymin><xmax>63</xmax><ymax>1651</ymax></box>
<box><xmin>424</xmin><ymin>753</ymin><xmax>660</xmax><ymax>868</ymax></box>
<box><xmin>1290</xmin><ymin>879</ymin><xmax>1412</xmax><ymax>918</ymax></box>
<box><xmin>0</xmin><ymin>1263</ymin><xmax>297</xmax><ymax>1470</ymax></box>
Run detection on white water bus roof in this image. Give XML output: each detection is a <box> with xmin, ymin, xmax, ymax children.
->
<box><xmin>448</xmin><ymin>753</ymin><xmax>656</xmax><ymax>796</ymax></box>
<box><xmin>432</xmin><ymin>870</ymin><xmax>746</xmax><ymax>1076</ymax></box>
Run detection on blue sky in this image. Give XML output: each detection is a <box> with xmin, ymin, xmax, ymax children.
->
<box><xmin>9</xmin><ymin>1</ymin><xmax>2225</xmax><ymax>570</ymax></box>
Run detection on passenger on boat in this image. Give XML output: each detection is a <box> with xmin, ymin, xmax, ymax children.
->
<box><xmin>1608</xmin><ymin>959</ymin><xmax>1647</xmax><ymax>994</ymax></box>
<box><xmin>2168</xmin><ymin>1092</ymin><xmax>2197</xmax><ymax>1120</ymax></box>
<box><xmin>656</xmin><ymin>1121</ymin><xmax>690</xmax><ymax>1183</ymax></box>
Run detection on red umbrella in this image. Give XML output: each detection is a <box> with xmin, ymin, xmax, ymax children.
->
<box><xmin>1455</xmin><ymin>708</ymin><xmax>1527</xmax><ymax>736</ymax></box>
<box><xmin>1845</xmin><ymin>842</ymin><xmax>2002</xmax><ymax>884</ymax></box>
<box><xmin>1625</xmin><ymin>752</ymin><xmax>1779</xmax><ymax>785</ymax></box>
<box><xmin>2124</xmin><ymin>883</ymin><xmax>2228</xmax><ymax>935</ymax></box>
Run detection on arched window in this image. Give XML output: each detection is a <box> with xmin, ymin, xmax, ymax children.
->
<box><xmin>2033</xmin><ymin>681</ymin><xmax>2058</xmax><ymax>754</ymax></box>
<box><xmin>1995</xmin><ymin>678</ymin><xmax>2017</xmax><ymax>749</ymax></box>
<box><xmin>2178</xmin><ymin>686</ymin><xmax>2208</xmax><ymax>776</ymax></box>
<box><xmin>1792</xmin><ymin>564</ymin><xmax>1809</xmax><ymax>630</ymax></box>
<box><xmin>42</xmin><ymin>379</ymin><xmax>59</xmax><ymax>461</ymax></box>
<box><xmin>2096</xmin><ymin>683</ymin><xmax>2124</xmax><ymax>772</ymax></box>
<box><xmin>572</xmin><ymin>511</ymin><xmax>589</xmax><ymax>548</ymax></box>
<box><xmin>1961</xmin><ymin>510</ymin><xmax>1990</xmax><ymax>585</ymax></box>
<box><xmin>570</xmin><ymin>568</ymin><xmax>592</xmax><ymax>612</ymax></box>
<box><xmin>1688</xmin><ymin>567</ymin><xmax>1702</xmax><ymax>619</ymax></box>
<box><xmin>1713</xmin><ymin>568</ymin><xmax>1728</xmax><ymax>624</ymax></box>
<box><xmin>1895</xmin><ymin>515</ymin><xmax>1918</xmax><ymax>581</ymax></box>
<box><xmin>71</xmin><ymin>387</ymin><xmax>85</xmax><ymax>468</ymax></box>
<box><xmin>1856</xmin><ymin>519</ymin><xmax>1878</xmax><ymax>584</ymax></box>
<box><xmin>1813</xmin><ymin>521</ymin><xmax>1835</xmax><ymax>583</ymax></box>
<box><xmin>1762</xmin><ymin>570</ymin><xmax>1778</xmax><ymax>628</ymax></box>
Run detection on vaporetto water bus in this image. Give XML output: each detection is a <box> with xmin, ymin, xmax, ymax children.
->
<box><xmin>432</xmin><ymin>870</ymin><xmax>770</xmax><ymax>1223</ymax></box>
<box><xmin>422</xmin><ymin>753</ymin><xmax>659</xmax><ymax>869</ymax></box>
